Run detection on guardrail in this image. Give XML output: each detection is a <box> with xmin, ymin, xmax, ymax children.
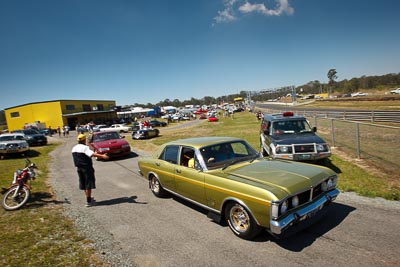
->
<box><xmin>299</xmin><ymin>110</ymin><xmax>400</xmax><ymax>123</ymax></box>
<box><xmin>255</xmin><ymin>103</ymin><xmax>400</xmax><ymax>123</ymax></box>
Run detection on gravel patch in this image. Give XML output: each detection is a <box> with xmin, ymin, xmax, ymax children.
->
<box><xmin>48</xmin><ymin>137</ymin><xmax>138</xmax><ymax>267</ymax></box>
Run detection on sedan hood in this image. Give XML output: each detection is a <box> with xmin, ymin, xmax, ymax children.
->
<box><xmin>272</xmin><ymin>133</ymin><xmax>325</xmax><ymax>145</ymax></box>
<box><xmin>222</xmin><ymin>159</ymin><xmax>334</xmax><ymax>199</ymax></box>
<box><xmin>93</xmin><ymin>139</ymin><xmax>128</xmax><ymax>148</ymax></box>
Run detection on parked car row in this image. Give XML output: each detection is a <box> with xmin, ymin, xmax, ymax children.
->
<box><xmin>11</xmin><ymin>129</ymin><xmax>48</xmax><ymax>146</ymax></box>
<box><xmin>0</xmin><ymin>128</ymin><xmax>48</xmax><ymax>159</ymax></box>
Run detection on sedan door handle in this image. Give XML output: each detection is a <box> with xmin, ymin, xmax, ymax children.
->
<box><xmin>175</xmin><ymin>169</ymin><xmax>181</xmax><ymax>173</ymax></box>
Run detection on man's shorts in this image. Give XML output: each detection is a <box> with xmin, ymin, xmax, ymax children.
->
<box><xmin>77</xmin><ymin>167</ymin><xmax>96</xmax><ymax>190</ymax></box>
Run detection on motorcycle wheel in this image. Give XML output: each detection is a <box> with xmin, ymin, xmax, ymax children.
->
<box><xmin>1</xmin><ymin>185</ymin><xmax>31</xmax><ymax>211</ymax></box>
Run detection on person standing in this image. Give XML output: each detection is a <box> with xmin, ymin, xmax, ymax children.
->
<box><xmin>71</xmin><ymin>134</ymin><xmax>109</xmax><ymax>207</ymax></box>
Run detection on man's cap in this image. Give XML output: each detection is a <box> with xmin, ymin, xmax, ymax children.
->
<box><xmin>77</xmin><ymin>134</ymin><xmax>86</xmax><ymax>142</ymax></box>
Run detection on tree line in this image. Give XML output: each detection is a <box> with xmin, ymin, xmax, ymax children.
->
<box><xmin>140</xmin><ymin>71</ymin><xmax>400</xmax><ymax>107</ymax></box>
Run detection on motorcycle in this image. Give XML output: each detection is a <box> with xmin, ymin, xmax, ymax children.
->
<box><xmin>1</xmin><ymin>158</ymin><xmax>38</xmax><ymax>211</ymax></box>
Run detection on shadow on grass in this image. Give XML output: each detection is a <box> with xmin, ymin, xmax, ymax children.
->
<box><xmin>0</xmin><ymin>150</ymin><xmax>41</xmax><ymax>160</ymax></box>
<box><xmin>323</xmin><ymin>158</ymin><xmax>342</xmax><ymax>174</ymax></box>
<box><xmin>25</xmin><ymin>191</ymin><xmax>69</xmax><ymax>208</ymax></box>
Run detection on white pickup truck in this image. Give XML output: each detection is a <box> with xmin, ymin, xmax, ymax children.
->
<box><xmin>99</xmin><ymin>124</ymin><xmax>131</xmax><ymax>133</ymax></box>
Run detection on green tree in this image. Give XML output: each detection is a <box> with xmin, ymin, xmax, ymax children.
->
<box><xmin>327</xmin><ymin>69</ymin><xmax>338</xmax><ymax>85</ymax></box>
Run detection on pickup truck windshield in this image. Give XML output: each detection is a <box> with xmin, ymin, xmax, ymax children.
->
<box><xmin>272</xmin><ymin>120</ymin><xmax>312</xmax><ymax>134</ymax></box>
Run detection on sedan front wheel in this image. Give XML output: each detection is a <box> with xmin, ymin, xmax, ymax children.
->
<box><xmin>225</xmin><ymin>202</ymin><xmax>263</xmax><ymax>240</ymax></box>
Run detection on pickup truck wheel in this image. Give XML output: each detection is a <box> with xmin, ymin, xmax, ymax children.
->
<box><xmin>225</xmin><ymin>202</ymin><xmax>262</xmax><ymax>240</ymax></box>
<box><xmin>149</xmin><ymin>175</ymin><xmax>168</xmax><ymax>198</ymax></box>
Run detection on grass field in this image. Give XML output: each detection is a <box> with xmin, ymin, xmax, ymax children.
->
<box><xmin>0</xmin><ymin>145</ymin><xmax>106</xmax><ymax>266</ymax></box>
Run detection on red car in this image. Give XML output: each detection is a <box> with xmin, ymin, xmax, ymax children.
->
<box><xmin>193</xmin><ymin>109</ymin><xmax>208</xmax><ymax>114</ymax></box>
<box><xmin>90</xmin><ymin>131</ymin><xmax>131</xmax><ymax>159</ymax></box>
<box><xmin>208</xmin><ymin>115</ymin><xmax>218</xmax><ymax>122</ymax></box>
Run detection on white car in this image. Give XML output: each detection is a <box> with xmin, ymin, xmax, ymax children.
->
<box><xmin>99</xmin><ymin>124</ymin><xmax>131</xmax><ymax>133</ymax></box>
<box><xmin>390</xmin><ymin>88</ymin><xmax>400</xmax><ymax>94</ymax></box>
<box><xmin>92</xmin><ymin>124</ymin><xmax>108</xmax><ymax>132</ymax></box>
<box><xmin>351</xmin><ymin>92</ymin><xmax>369</xmax><ymax>97</ymax></box>
<box><xmin>0</xmin><ymin>133</ymin><xmax>30</xmax><ymax>157</ymax></box>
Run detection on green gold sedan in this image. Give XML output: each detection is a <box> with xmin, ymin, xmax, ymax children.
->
<box><xmin>138</xmin><ymin>137</ymin><xmax>339</xmax><ymax>240</ymax></box>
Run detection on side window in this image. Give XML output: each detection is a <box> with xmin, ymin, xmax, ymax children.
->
<box><xmin>159</xmin><ymin>145</ymin><xmax>179</xmax><ymax>164</ymax></box>
<box><xmin>180</xmin><ymin>147</ymin><xmax>195</xmax><ymax>167</ymax></box>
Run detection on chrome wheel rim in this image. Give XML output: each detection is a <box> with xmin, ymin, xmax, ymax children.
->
<box><xmin>230</xmin><ymin>205</ymin><xmax>250</xmax><ymax>233</ymax></box>
<box><xmin>150</xmin><ymin>177</ymin><xmax>160</xmax><ymax>193</ymax></box>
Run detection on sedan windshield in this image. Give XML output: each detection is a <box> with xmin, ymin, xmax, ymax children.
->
<box><xmin>200</xmin><ymin>141</ymin><xmax>258</xmax><ymax>169</ymax></box>
<box><xmin>93</xmin><ymin>132</ymin><xmax>120</xmax><ymax>142</ymax></box>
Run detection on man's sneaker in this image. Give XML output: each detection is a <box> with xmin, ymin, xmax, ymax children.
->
<box><xmin>85</xmin><ymin>198</ymin><xmax>96</xmax><ymax>207</ymax></box>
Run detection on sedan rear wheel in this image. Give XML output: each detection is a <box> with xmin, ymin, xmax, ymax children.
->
<box><xmin>149</xmin><ymin>175</ymin><xmax>168</xmax><ymax>198</ymax></box>
<box><xmin>225</xmin><ymin>202</ymin><xmax>262</xmax><ymax>240</ymax></box>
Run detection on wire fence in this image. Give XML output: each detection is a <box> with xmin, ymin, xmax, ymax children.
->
<box><xmin>312</xmin><ymin>118</ymin><xmax>399</xmax><ymax>176</ymax></box>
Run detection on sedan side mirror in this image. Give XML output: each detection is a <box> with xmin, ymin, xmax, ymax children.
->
<box><xmin>312</xmin><ymin>126</ymin><xmax>317</xmax><ymax>132</ymax></box>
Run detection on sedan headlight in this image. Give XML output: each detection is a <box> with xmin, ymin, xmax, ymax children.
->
<box><xmin>98</xmin><ymin>147</ymin><xmax>110</xmax><ymax>152</ymax></box>
<box><xmin>280</xmin><ymin>200</ymin><xmax>288</xmax><ymax>214</ymax></box>
<box><xmin>327</xmin><ymin>176</ymin><xmax>338</xmax><ymax>190</ymax></box>
<box><xmin>291</xmin><ymin>196</ymin><xmax>299</xmax><ymax>208</ymax></box>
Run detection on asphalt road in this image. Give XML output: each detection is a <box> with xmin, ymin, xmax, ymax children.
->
<box><xmin>49</xmin><ymin>133</ymin><xmax>400</xmax><ymax>267</ymax></box>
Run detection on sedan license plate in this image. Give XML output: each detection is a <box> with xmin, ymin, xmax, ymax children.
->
<box><xmin>300</xmin><ymin>204</ymin><xmax>323</xmax><ymax>221</ymax></box>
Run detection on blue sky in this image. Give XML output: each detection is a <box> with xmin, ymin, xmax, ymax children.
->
<box><xmin>1</xmin><ymin>0</ymin><xmax>399</xmax><ymax>110</ymax></box>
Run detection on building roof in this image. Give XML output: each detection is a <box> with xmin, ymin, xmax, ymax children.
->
<box><xmin>4</xmin><ymin>99</ymin><xmax>115</xmax><ymax>110</ymax></box>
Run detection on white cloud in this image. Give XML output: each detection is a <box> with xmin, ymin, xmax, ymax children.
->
<box><xmin>214</xmin><ymin>0</ymin><xmax>238</xmax><ymax>23</ymax></box>
<box><xmin>214</xmin><ymin>0</ymin><xmax>294</xmax><ymax>24</ymax></box>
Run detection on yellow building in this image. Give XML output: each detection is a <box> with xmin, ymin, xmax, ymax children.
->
<box><xmin>5</xmin><ymin>100</ymin><xmax>117</xmax><ymax>132</ymax></box>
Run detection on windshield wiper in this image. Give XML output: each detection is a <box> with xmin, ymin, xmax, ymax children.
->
<box><xmin>222</xmin><ymin>158</ymin><xmax>245</xmax><ymax>170</ymax></box>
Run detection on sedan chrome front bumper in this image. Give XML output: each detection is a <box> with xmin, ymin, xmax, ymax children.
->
<box><xmin>270</xmin><ymin>189</ymin><xmax>340</xmax><ymax>236</ymax></box>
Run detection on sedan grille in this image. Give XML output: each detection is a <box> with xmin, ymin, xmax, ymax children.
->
<box><xmin>6</xmin><ymin>143</ymin><xmax>21</xmax><ymax>148</ymax></box>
